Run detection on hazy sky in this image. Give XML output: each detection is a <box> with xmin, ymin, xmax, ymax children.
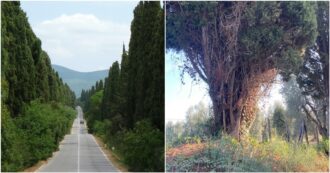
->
<box><xmin>165</xmin><ymin>51</ymin><xmax>211</xmax><ymax>123</ymax></box>
<box><xmin>165</xmin><ymin>51</ymin><xmax>285</xmax><ymax>123</ymax></box>
<box><xmin>21</xmin><ymin>1</ymin><xmax>138</xmax><ymax>72</ymax></box>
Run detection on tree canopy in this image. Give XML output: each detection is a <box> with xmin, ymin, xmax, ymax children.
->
<box><xmin>166</xmin><ymin>1</ymin><xmax>318</xmax><ymax>139</ymax></box>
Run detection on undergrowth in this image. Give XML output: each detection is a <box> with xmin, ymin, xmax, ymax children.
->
<box><xmin>166</xmin><ymin>135</ymin><xmax>329</xmax><ymax>172</ymax></box>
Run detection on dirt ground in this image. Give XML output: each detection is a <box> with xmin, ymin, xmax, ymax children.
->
<box><xmin>166</xmin><ymin>143</ymin><xmax>205</xmax><ymax>161</ymax></box>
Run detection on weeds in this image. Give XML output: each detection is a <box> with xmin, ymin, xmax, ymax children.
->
<box><xmin>166</xmin><ymin>135</ymin><xmax>329</xmax><ymax>172</ymax></box>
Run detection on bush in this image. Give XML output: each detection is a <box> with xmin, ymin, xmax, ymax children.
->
<box><xmin>166</xmin><ymin>135</ymin><xmax>329</xmax><ymax>172</ymax></box>
<box><xmin>122</xmin><ymin>120</ymin><xmax>164</xmax><ymax>172</ymax></box>
<box><xmin>92</xmin><ymin>120</ymin><xmax>106</xmax><ymax>137</ymax></box>
<box><xmin>167</xmin><ymin>135</ymin><xmax>271</xmax><ymax>172</ymax></box>
<box><xmin>1</xmin><ymin>106</ymin><xmax>27</xmax><ymax>171</ymax></box>
<box><xmin>1</xmin><ymin>100</ymin><xmax>76</xmax><ymax>171</ymax></box>
<box><xmin>317</xmin><ymin>139</ymin><xmax>329</xmax><ymax>155</ymax></box>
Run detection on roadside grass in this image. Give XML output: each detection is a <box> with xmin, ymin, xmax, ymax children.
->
<box><xmin>166</xmin><ymin>135</ymin><xmax>329</xmax><ymax>172</ymax></box>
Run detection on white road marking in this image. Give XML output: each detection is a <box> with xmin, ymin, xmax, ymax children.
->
<box><xmin>77</xmin><ymin>109</ymin><xmax>80</xmax><ymax>172</ymax></box>
<box><xmin>36</xmin><ymin>107</ymin><xmax>120</xmax><ymax>172</ymax></box>
<box><xmin>91</xmin><ymin>135</ymin><xmax>121</xmax><ymax>173</ymax></box>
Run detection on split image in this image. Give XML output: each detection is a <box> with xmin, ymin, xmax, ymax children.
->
<box><xmin>1</xmin><ymin>1</ymin><xmax>329</xmax><ymax>172</ymax></box>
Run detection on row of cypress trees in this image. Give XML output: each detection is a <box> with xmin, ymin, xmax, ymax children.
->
<box><xmin>1</xmin><ymin>2</ymin><xmax>76</xmax><ymax>171</ymax></box>
<box><xmin>80</xmin><ymin>1</ymin><xmax>164</xmax><ymax>171</ymax></box>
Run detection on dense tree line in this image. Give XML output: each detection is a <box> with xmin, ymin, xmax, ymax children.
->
<box><xmin>166</xmin><ymin>102</ymin><xmax>213</xmax><ymax>147</ymax></box>
<box><xmin>1</xmin><ymin>2</ymin><xmax>75</xmax><ymax>114</ymax></box>
<box><xmin>265</xmin><ymin>1</ymin><xmax>329</xmax><ymax>143</ymax></box>
<box><xmin>80</xmin><ymin>1</ymin><xmax>164</xmax><ymax>171</ymax></box>
<box><xmin>297</xmin><ymin>1</ymin><xmax>329</xmax><ymax>140</ymax></box>
<box><xmin>1</xmin><ymin>2</ymin><xmax>76</xmax><ymax>171</ymax></box>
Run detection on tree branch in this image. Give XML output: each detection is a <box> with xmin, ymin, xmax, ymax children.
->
<box><xmin>187</xmin><ymin>51</ymin><xmax>208</xmax><ymax>82</ymax></box>
<box><xmin>302</xmin><ymin>105</ymin><xmax>320</xmax><ymax>126</ymax></box>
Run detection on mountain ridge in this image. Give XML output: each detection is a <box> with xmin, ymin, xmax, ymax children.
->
<box><xmin>52</xmin><ymin>64</ymin><xmax>108</xmax><ymax>97</ymax></box>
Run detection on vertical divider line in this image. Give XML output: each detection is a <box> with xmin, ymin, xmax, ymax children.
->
<box><xmin>78</xmin><ymin>108</ymin><xmax>80</xmax><ymax>172</ymax></box>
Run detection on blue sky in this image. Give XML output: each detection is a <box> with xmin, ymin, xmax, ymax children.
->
<box><xmin>21</xmin><ymin>1</ymin><xmax>138</xmax><ymax>72</ymax></box>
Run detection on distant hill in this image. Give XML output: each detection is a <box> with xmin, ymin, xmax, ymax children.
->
<box><xmin>52</xmin><ymin>64</ymin><xmax>108</xmax><ymax>97</ymax></box>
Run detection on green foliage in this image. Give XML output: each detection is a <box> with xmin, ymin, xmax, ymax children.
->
<box><xmin>1</xmin><ymin>1</ymin><xmax>75</xmax><ymax>116</ymax></box>
<box><xmin>273</xmin><ymin>103</ymin><xmax>287</xmax><ymax>137</ymax></box>
<box><xmin>167</xmin><ymin>136</ymin><xmax>272</xmax><ymax>172</ymax></box>
<box><xmin>80</xmin><ymin>2</ymin><xmax>164</xmax><ymax>172</ymax></box>
<box><xmin>317</xmin><ymin>139</ymin><xmax>329</xmax><ymax>155</ymax></box>
<box><xmin>166</xmin><ymin>102</ymin><xmax>213</xmax><ymax>148</ymax></box>
<box><xmin>92</xmin><ymin>120</ymin><xmax>106</xmax><ymax>137</ymax></box>
<box><xmin>101</xmin><ymin>61</ymin><xmax>120</xmax><ymax>120</ymax></box>
<box><xmin>1</xmin><ymin>106</ymin><xmax>26</xmax><ymax>172</ymax></box>
<box><xmin>86</xmin><ymin>90</ymin><xmax>103</xmax><ymax>131</ymax></box>
<box><xmin>281</xmin><ymin>76</ymin><xmax>305</xmax><ymax>137</ymax></box>
<box><xmin>1</xmin><ymin>101</ymin><xmax>75</xmax><ymax>172</ymax></box>
<box><xmin>125</xmin><ymin>1</ymin><xmax>164</xmax><ymax>130</ymax></box>
<box><xmin>257</xmin><ymin>137</ymin><xmax>327</xmax><ymax>171</ymax></box>
<box><xmin>167</xmin><ymin>136</ymin><xmax>329</xmax><ymax>172</ymax></box>
<box><xmin>277</xmin><ymin>48</ymin><xmax>302</xmax><ymax>81</ymax></box>
<box><xmin>1</xmin><ymin>2</ymin><xmax>76</xmax><ymax>171</ymax></box>
<box><xmin>166</xmin><ymin>121</ymin><xmax>185</xmax><ymax>148</ymax></box>
<box><xmin>122</xmin><ymin>120</ymin><xmax>164</xmax><ymax>172</ymax></box>
<box><xmin>166</xmin><ymin>1</ymin><xmax>317</xmax><ymax>79</ymax></box>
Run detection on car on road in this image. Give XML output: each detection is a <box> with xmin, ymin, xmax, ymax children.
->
<box><xmin>80</xmin><ymin>120</ymin><xmax>84</xmax><ymax>124</ymax></box>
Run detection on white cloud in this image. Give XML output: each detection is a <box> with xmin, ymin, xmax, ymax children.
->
<box><xmin>33</xmin><ymin>13</ymin><xmax>131</xmax><ymax>72</ymax></box>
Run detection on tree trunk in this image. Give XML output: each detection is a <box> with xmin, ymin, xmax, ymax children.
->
<box><xmin>319</xmin><ymin>126</ymin><xmax>329</xmax><ymax>140</ymax></box>
<box><xmin>210</xmin><ymin>69</ymin><xmax>277</xmax><ymax>140</ymax></box>
<box><xmin>298</xmin><ymin>120</ymin><xmax>305</xmax><ymax>143</ymax></box>
<box><xmin>314</xmin><ymin>124</ymin><xmax>319</xmax><ymax>144</ymax></box>
<box><xmin>302</xmin><ymin>103</ymin><xmax>329</xmax><ymax>140</ymax></box>
<box><xmin>285</xmin><ymin>123</ymin><xmax>290</xmax><ymax>142</ymax></box>
<box><xmin>267</xmin><ymin>117</ymin><xmax>272</xmax><ymax>141</ymax></box>
<box><xmin>183</xmin><ymin>2</ymin><xmax>278</xmax><ymax>140</ymax></box>
<box><xmin>303</xmin><ymin>119</ymin><xmax>309</xmax><ymax>145</ymax></box>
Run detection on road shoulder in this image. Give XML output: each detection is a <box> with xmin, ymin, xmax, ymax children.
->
<box><xmin>23</xmin><ymin>149</ymin><xmax>60</xmax><ymax>172</ymax></box>
<box><xmin>93</xmin><ymin>135</ymin><xmax>129</xmax><ymax>172</ymax></box>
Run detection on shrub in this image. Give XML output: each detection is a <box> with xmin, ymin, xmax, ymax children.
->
<box><xmin>317</xmin><ymin>139</ymin><xmax>329</xmax><ymax>155</ymax></box>
<box><xmin>167</xmin><ymin>135</ymin><xmax>271</xmax><ymax>172</ymax></box>
<box><xmin>122</xmin><ymin>120</ymin><xmax>164</xmax><ymax>171</ymax></box>
<box><xmin>92</xmin><ymin>120</ymin><xmax>106</xmax><ymax>137</ymax></box>
<box><xmin>1</xmin><ymin>100</ymin><xmax>76</xmax><ymax>171</ymax></box>
<box><xmin>1</xmin><ymin>106</ymin><xmax>27</xmax><ymax>171</ymax></box>
<box><xmin>166</xmin><ymin>135</ymin><xmax>329</xmax><ymax>172</ymax></box>
<box><xmin>256</xmin><ymin>137</ymin><xmax>326</xmax><ymax>171</ymax></box>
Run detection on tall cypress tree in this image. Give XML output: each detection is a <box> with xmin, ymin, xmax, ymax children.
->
<box><xmin>125</xmin><ymin>1</ymin><xmax>163</xmax><ymax>128</ymax></box>
<box><xmin>119</xmin><ymin>44</ymin><xmax>129</xmax><ymax>126</ymax></box>
<box><xmin>102</xmin><ymin>61</ymin><xmax>120</xmax><ymax>119</ymax></box>
<box><xmin>36</xmin><ymin>51</ymin><xmax>50</xmax><ymax>101</ymax></box>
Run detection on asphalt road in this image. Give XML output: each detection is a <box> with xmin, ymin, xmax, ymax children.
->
<box><xmin>38</xmin><ymin>106</ymin><xmax>119</xmax><ymax>172</ymax></box>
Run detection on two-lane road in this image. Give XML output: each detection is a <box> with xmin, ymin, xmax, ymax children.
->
<box><xmin>38</xmin><ymin>106</ymin><xmax>118</xmax><ymax>172</ymax></box>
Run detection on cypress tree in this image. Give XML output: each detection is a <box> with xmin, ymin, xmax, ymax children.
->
<box><xmin>102</xmin><ymin>61</ymin><xmax>120</xmax><ymax>119</ymax></box>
